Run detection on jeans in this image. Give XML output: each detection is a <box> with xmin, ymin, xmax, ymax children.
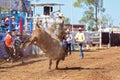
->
<box><xmin>78</xmin><ymin>43</ymin><xmax>84</xmax><ymax>58</ymax></box>
<box><xmin>71</xmin><ymin>43</ymin><xmax>74</xmax><ymax>51</ymax></box>
<box><xmin>66</xmin><ymin>43</ymin><xmax>71</xmax><ymax>55</ymax></box>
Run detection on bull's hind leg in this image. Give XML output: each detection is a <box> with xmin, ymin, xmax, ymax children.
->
<box><xmin>49</xmin><ymin>59</ymin><xmax>52</xmax><ymax>69</ymax></box>
<box><xmin>56</xmin><ymin>60</ymin><xmax>60</xmax><ymax>69</ymax></box>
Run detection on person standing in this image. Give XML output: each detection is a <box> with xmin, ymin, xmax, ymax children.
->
<box><xmin>13</xmin><ymin>33</ymin><xmax>24</xmax><ymax>63</ymax></box>
<box><xmin>70</xmin><ymin>31</ymin><xmax>75</xmax><ymax>51</ymax></box>
<box><xmin>4</xmin><ymin>30</ymin><xmax>14</xmax><ymax>62</ymax></box>
<box><xmin>1</xmin><ymin>18</ymin><xmax>6</xmax><ymax>33</ymax></box>
<box><xmin>12</xmin><ymin>29</ymin><xmax>17</xmax><ymax>39</ymax></box>
<box><xmin>75</xmin><ymin>27</ymin><xmax>85</xmax><ymax>58</ymax></box>
<box><xmin>5</xmin><ymin>15</ymin><xmax>10</xmax><ymax>27</ymax></box>
<box><xmin>11</xmin><ymin>16</ymin><xmax>16</xmax><ymax>30</ymax></box>
<box><xmin>65</xmin><ymin>29</ymin><xmax>73</xmax><ymax>55</ymax></box>
<box><xmin>1</xmin><ymin>18</ymin><xmax>5</xmax><ymax>28</ymax></box>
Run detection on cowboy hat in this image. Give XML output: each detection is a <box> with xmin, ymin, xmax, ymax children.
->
<box><xmin>16</xmin><ymin>32</ymin><xmax>21</xmax><ymax>36</ymax></box>
<box><xmin>11</xmin><ymin>16</ymin><xmax>15</xmax><ymax>19</ymax></box>
<box><xmin>78</xmin><ymin>27</ymin><xmax>82</xmax><ymax>30</ymax></box>
<box><xmin>58</xmin><ymin>13</ymin><xmax>64</xmax><ymax>18</ymax></box>
<box><xmin>65</xmin><ymin>29</ymin><xmax>70</xmax><ymax>33</ymax></box>
<box><xmin>7</xmin><ymin>15</ymin><xmax>10</xmax><ymax>17</ymax></box>
<box><xmin>7</xmin><ymin>30</ymin><xmax>11</xmax><ymax>33</ymax></box>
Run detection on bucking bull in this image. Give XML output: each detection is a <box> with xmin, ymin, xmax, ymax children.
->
<box><xmin>22</xmin><ymin>18</ymin><xmax>68</xmax><ymax>69</ymax></box>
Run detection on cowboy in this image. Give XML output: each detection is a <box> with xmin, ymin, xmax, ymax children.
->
<box><xmin>13</xmin><ymin>32</ymin><xmax>24</xmax><ymax>63</ymax></box>
<box><xmin>75</xmin><ymin>27</ymin><xmax>85</xmax><ymax>58</ymax></box>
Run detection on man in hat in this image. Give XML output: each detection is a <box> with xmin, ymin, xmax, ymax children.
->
<box><xmin>56</xmin><ymin>12</ymin><xmax>64</xmax><ymax>24</ymax></box>
<box><xmin>75</xmin><ymin>27</ymin><xmax>85</xmax><ymax>58</ymax></box>
<box><xmin>11</xmin><ymin>16</ymin><xmax>16</xmax><ymax>30</ymax></box>
<box><xmin>13</xmin><ymin>32</ymin><xmax>22</xmax><ymax>53</ymax></box>
<box><xmin>12</xmin><ymin>29</ymin><xmax>17</xmax><ymax>39</ymax></box>
<box><xmin>58</xmin><ymin>13</ymin><xmax>64</xmax><ymax>18</ymax></box>
<box><xmin>65</xmin><ymin>29</ymin><xmax>73</xmax><ymax>55</ymax></box>
<box><xmin>4</xmin><ymin>30</ymin><xmax>14</xmax><ymax>62</ymax></box>
<box><xmin>13</xmin><ymin>32</ymin><xmax>24</xmax><ymax>63</ymax></box>
<box><xmin>5</xmin><ymin>15</ymin><xmax>10</xmax><ymax>27</ymax></box>
<box><xmin>55</xmin><ymin>12</ymin><xmax>65</xmax><ymax>40</ymax></box>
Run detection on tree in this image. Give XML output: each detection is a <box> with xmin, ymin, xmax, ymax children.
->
<box><xmin>0</xmin><ymin>7</ymin><xmax>9</xmax><ymax>20</ymax></box>
<box><xmin>64</xmin><ymin>17</ymin><xmax>70</xmax><ymax>24</ymax></box>
<box><xmin>0</xmin><ymin>7</ymin><xmax>9</xmax><ymax>11</ymax></box>
<box><xmin>78</xmin><ymin>6</ymin><xmax>95</xmax><ymax>29</ymax></box>
<box><xmin>73</xmin><ymin>0</ymin><xmax>103</xmax><ymax>30</ymax></box>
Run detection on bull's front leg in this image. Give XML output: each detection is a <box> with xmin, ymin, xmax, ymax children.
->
<box><xmin>20</xmin><ymin>37</ymin><xmax>36</xmax><ymax>64</ymax></box>
<box><xmin>56</xmin><ymin>59</ymin><xmax>60</xmax><ymax>69</ymax></box>
<box><xmin>26</xmin><ymin>37</ymin><xmax>37</xmax><ymax>46</ymax></box>
<box><xmin>49</xmin><ymin>59</ymin><xmax>52</xmax><ymax>69</ymax></box>
<box><xmin>20</xmin><ymin>49</ymin><xmax>24</xmax><ymax>64</ymax></box>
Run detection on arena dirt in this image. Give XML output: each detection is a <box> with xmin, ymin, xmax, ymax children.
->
<box><xmin>0</xmin><ymin>46</ymin><xmax>120</xmax><ymax>80</ymax></box>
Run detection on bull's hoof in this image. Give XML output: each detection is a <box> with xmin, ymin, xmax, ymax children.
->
<box><xmin>55</xmin><ymin>67</ymin><xmax>59</xmax><ymax>70</ymax></box>
<box><xmin>49</xmin><ymin>67</ymin><xmax>51</xmax><ymax>70</ymax></box>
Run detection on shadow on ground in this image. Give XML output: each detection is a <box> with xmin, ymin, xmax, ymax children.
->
<box><xmin>57</xmin><ymin>67</ymin><xmax>104</xmax><ymax>71</ymax></box>
<box><xmin>0</xmin><ymin>58</ymin><xmax>47</xmax><ymax>69</ymax></box>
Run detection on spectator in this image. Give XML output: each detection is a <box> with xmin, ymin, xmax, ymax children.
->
<box><xmin>70</xmin><ymin>31</ymin><xmax>75</xmax><ymax>51</ymax></box>
<box><xmin>11</xmin><ymin>16</ymin><xmax>16</xmax><ymax>30</ymax></box>
<box><xmin>65</xmin><ymin>29</ymin><xmax>73</xmax><ymax>55</ymax></box>
<box><xmin>4</xmin><ymin>30</ymin><xmax>14</xmax><ymax>62</ymax></box>
<box><xmin>12</xmin><ymin>29</ymin><xmax>17</xmax><ymax>39</ymax></box>
<box><xmin>1</xmin><ymin>18</ymin><xmax>5</xmax><ymax>28</ymax></box>
<box><xmin>5</xmin><ymin>15</ymin><xmax>10</xmax><ymax>27</ymax></box>
<box><xmin>75</xmin><ymin>27</ymin><xmax>85</xmax><ymax>58</ymax></box>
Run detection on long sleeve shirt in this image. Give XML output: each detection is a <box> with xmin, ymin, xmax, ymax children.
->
<box><xmin>66</xmin><ymin>33</ymin><xmax>73</xmax><ymax>44</ymax></box>
<box><xmin>75</xmin><ymin>32</ymin><xmax>85</xmax><ymax>43</ymax></box>
<box><xmin>5</xmin><ymin>34</ymin><xmax>13</xmax><ymax>47</ymax></box>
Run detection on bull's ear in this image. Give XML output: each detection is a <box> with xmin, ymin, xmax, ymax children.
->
<box><xmin>36</xmin><ymin>21</ymin><xmax>41</xmax><ymax>28</ymax></box>
<box><xmin>36</xmin><ymin>23</ymin><xmax>40</xmax><ymax>28</ymax></box>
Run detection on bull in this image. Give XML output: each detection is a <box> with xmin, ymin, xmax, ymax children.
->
<box><xmin>22</xmin><ymin>20</ymin><xmax>67</xmax><ymax>69</ymax></box>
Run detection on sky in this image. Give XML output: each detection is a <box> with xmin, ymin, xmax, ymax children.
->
<box><xmin>31</xmin><ymin>0</ymin><xmax>120</xmax><ymax>26</ymax></box>
<box><xmin>104</xmin><ymin>0</ymin><xmax>120</xmax><ymax>26</ymax></box>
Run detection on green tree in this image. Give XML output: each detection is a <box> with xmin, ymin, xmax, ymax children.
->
<box><xmin>64</xmin><ymin>17</ymin><xmax>70</xmax><ymax>24</ymax></box>
<box><xmin>73</xmin><ymin>0</ymin><xmax>103</xmax><ymax>30</ymax></box>
<box><xmin>78</xmin><ymin>6</ymin><xmax>95</xmax><ymax>29</ymax></box>
<box><xmin>0</xmin><ymin>7</ymin><xmax>9</xmax><ymax>11</ymax></box>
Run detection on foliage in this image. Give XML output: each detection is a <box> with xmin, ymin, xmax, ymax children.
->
<box><xmin>73</xmin><ymin>0</ymin><xmax>95</xmax><ymax>29</ymax></box>
<box><xmin>0</xmin><ymin>7</ymin><xmax>9</xmax><ymax>11</ymax></box>
<box><xmin>64</xmin><ymin>17</ymin><xmax>70</xmax><ymax>24</ymax></box>
<box><xmin>112</xmin><ymin>26</ymin><xmax>119</xmax><ymax>28</ymax></box>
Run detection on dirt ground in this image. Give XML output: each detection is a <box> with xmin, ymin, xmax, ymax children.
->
<box><xmin>0</xmin><ymin>46</ymin><xmax>120</xmax><ymax>80</ymax></box>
